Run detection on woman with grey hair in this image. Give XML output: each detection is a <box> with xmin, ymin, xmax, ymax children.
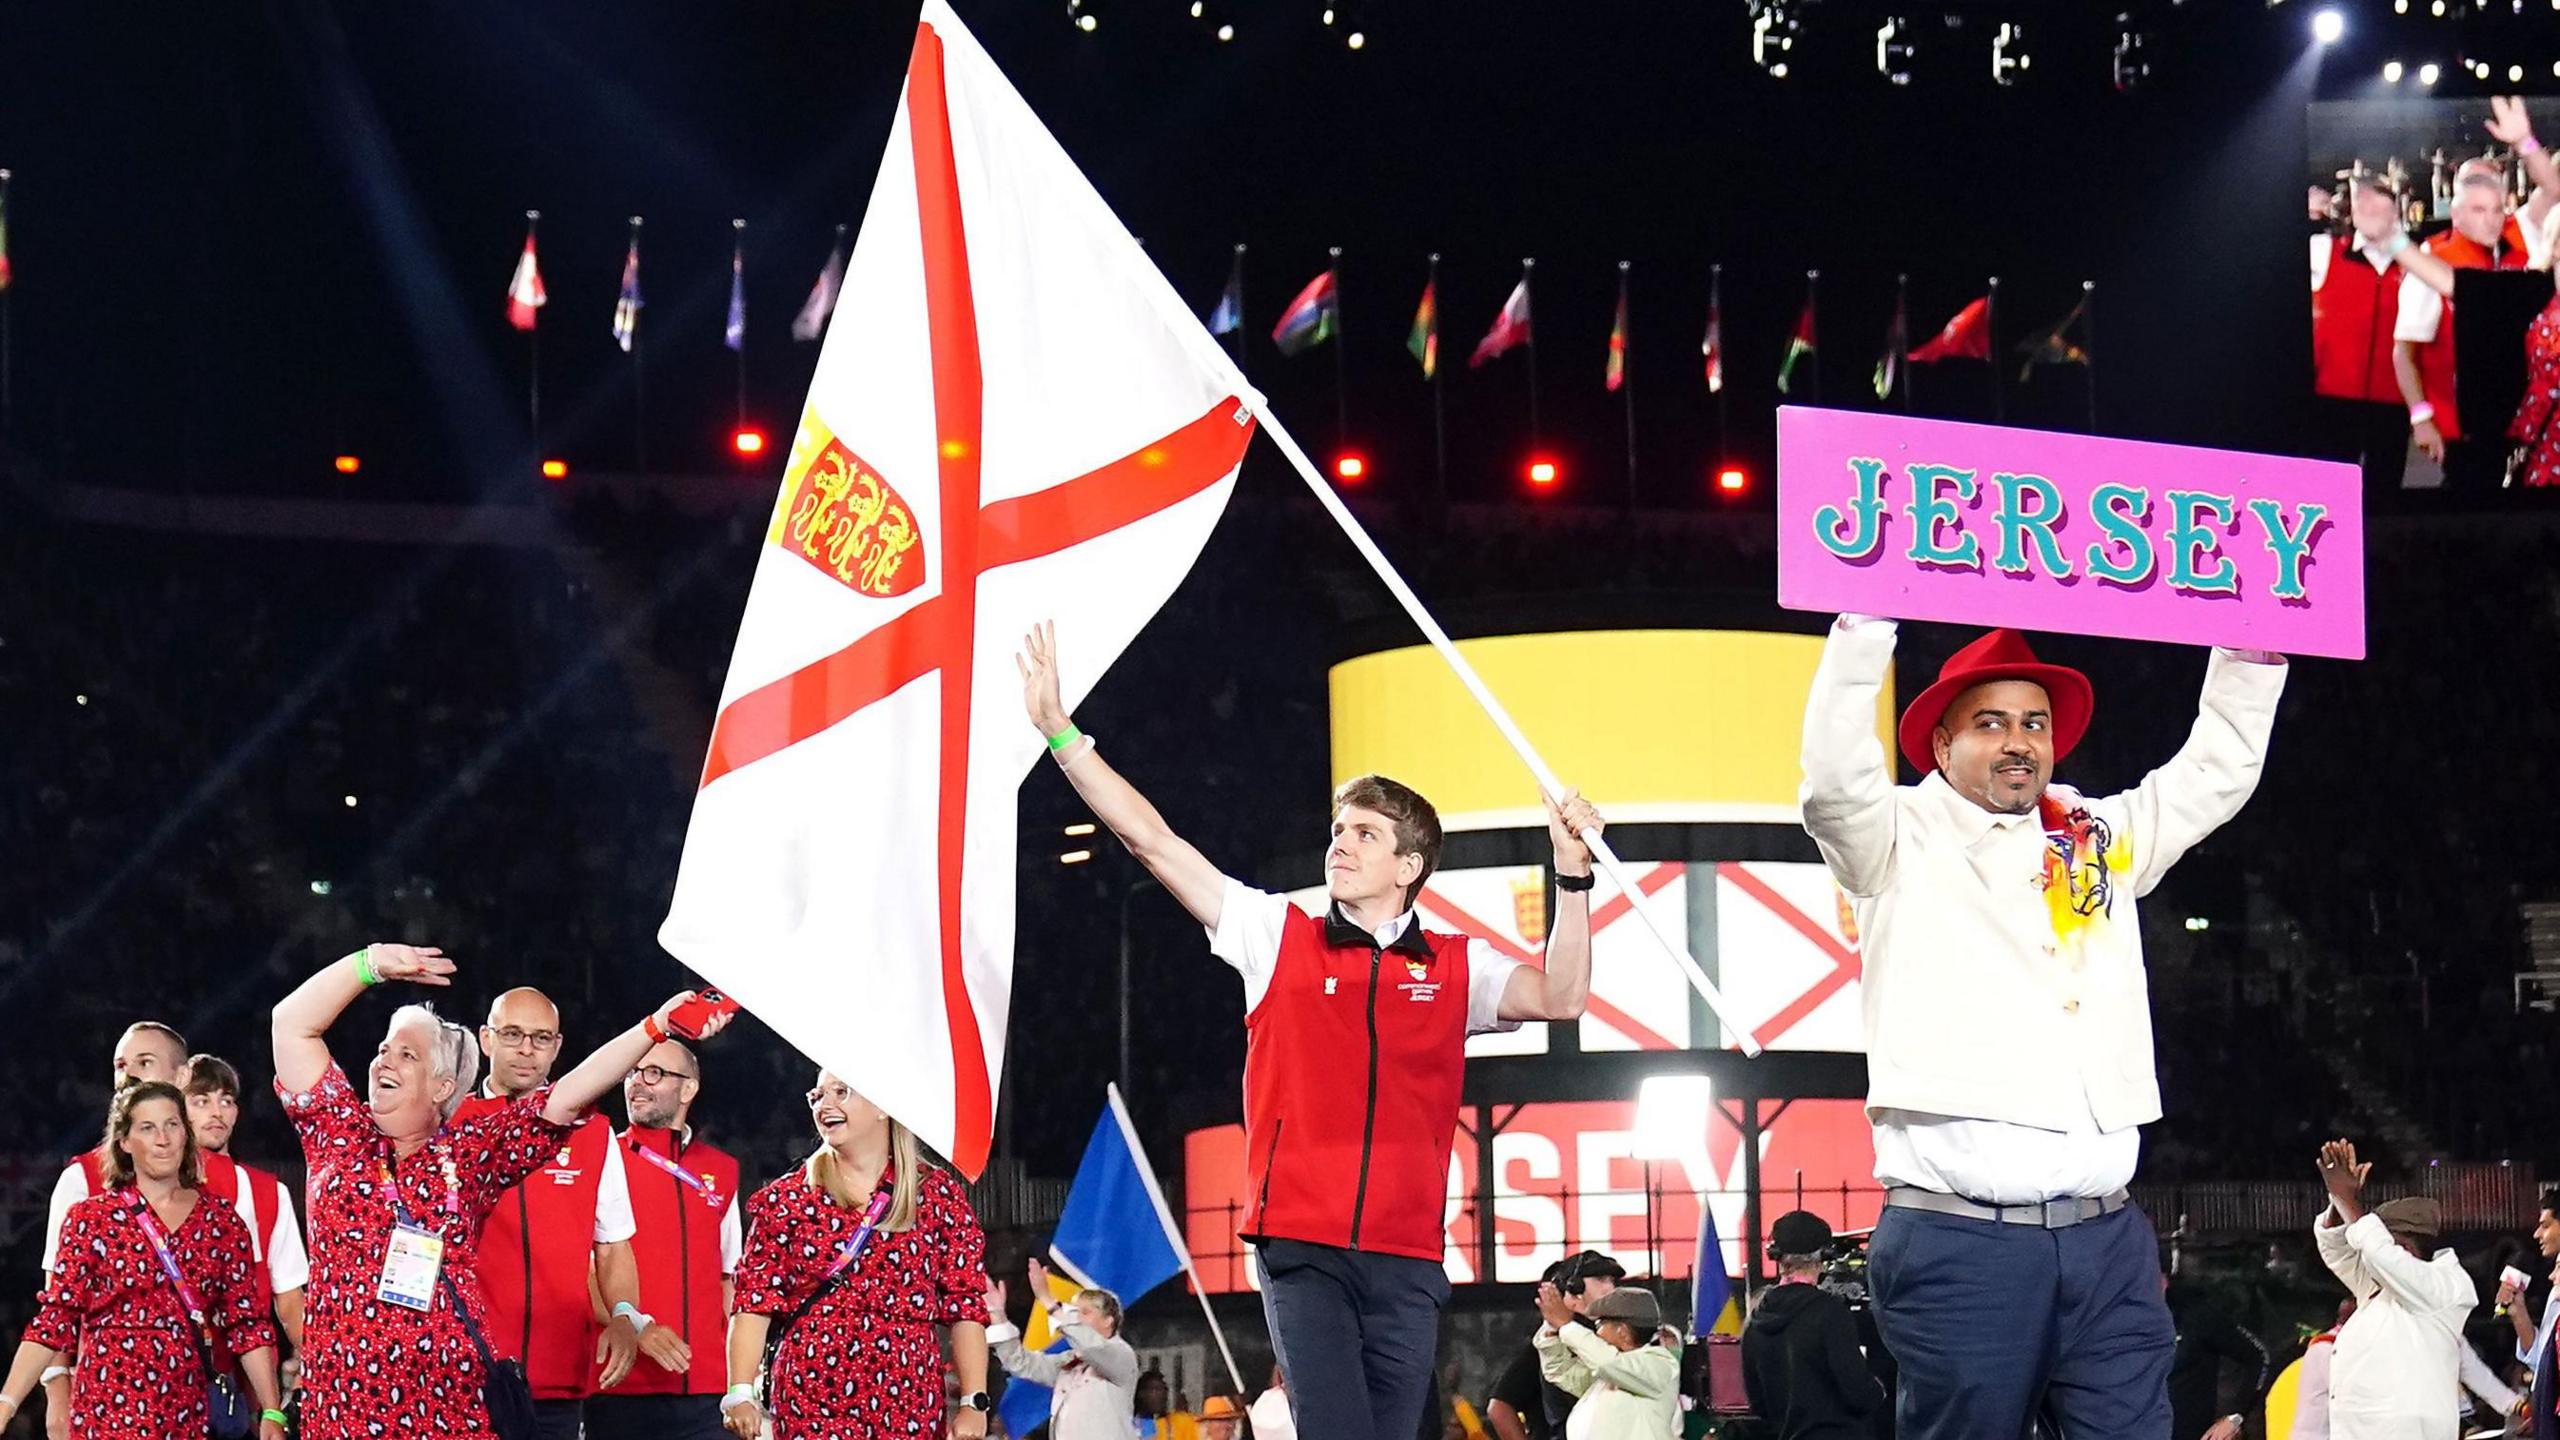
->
<box><xmin>272</xmin><ymin>941</ymin><xmax>733</xmax><ymax>1437</ymax></box>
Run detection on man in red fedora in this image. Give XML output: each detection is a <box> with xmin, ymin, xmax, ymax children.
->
<box><xmin>1798</xmin><ymin>615</ymin><xmax>2286</xmax><ymax>1440</ymax></box>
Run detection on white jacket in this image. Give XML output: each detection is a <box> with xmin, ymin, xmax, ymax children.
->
<box><xmin>1535</xmin><ymin>1324</ymin><xmax>1680</xmax><ymax>1440</ymax></box>
<box><xmin>987</xmin><ymin>1314</ymin><xmax>1138</xmax><ymax>1440</ymax></box>
<box><xmin>2313</xmin><ymin>1211</ymin><xmax>2477</xmax><ymax>1440</ymax></box>
<box><xmin>1800</xmin><ymin>618</ymin><xmax>2285</xmax><ymax>1134</ymax></box>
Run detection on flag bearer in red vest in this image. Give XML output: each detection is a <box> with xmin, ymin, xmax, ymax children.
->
<box><xmin>455</xmin><ymin>987</ymin><xmax>663</xmax><ymax>1440</ymax></box>
<box><xmin>586</xmin><ymin>1037</ymin><xmax>742</xmax><ymax>1440</ymax></box>
<box><xmin>1017</xmin><ymin>621</ymin><xmax>1604</xmax><ymax>1440</ymax></box>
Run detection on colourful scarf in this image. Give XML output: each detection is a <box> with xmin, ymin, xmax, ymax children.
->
<box><xmin>2038</xmin><ymin>793</ymin><xmax>2129</xmax><ymax>955</ymax></box>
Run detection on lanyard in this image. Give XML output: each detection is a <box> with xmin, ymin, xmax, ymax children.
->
<box><xmin>377</xmin><ymin>1138</ymin><xmax>462</xmax><ymax>1236</ymax></box>
<box><xmin>820</xmin><ymin>1189</ymin><xmax>894</xmax><ymax>1285</ymax></box>
<box><xmin>629</xmin><ymin>1139</ymin><xmax>714</xmax><ymax>1197</ymax></box>
<box><xmin>129</xmin><ymin>1196</ymin><xmax>208</xmax><ymax>1324</ymax></box>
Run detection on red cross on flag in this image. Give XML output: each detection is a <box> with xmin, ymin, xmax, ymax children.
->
<box><xmin>658</xmin><ymin>1</ymin><xmax>1261</xmax><ymax>1178</ymax></box>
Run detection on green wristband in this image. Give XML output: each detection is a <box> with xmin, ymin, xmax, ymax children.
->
<box><xmin>1045</xmin><ymin>724</ymin><xmax>1084</xmax><ymax>753</ymax></box>
<box><xmin>352</xmin><ymin>947</ymin><xmax>380</xmax><ymax>986</ymax></box>
<box><xmin>261</xmin><ymin>1409</ymin><xmax>289</xmax><ymax>1426</ymax></box>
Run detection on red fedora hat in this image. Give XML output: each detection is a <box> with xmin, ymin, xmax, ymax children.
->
<box><xmin>1896</xmin><ymin>629</ymin><xmax>2094</xmax><ymax>776</ymax></box>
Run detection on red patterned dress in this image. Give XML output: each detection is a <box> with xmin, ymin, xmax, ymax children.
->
<box><xmin>277</xmin><ymin>1062</ymin><xmax>574</xmax><ymax>1438</ymax></box>
<box><xmin>27</xmin><ymin>1188</ymin><xmax>276</xmax><ymax>1439</ymax></box>
<box><xmin>734</xmin><ymin>1162</ymin><xmax>991</xmax><ymax>1439</ymax></box>
<box><xmin>2510</xmin><ymin>290</ymin><xmax>2560</xmax><ymax>487</ymax></box>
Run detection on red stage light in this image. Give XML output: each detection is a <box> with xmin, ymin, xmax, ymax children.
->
<box><xmin>733</xmin><ymin>429</ymin><xmax>768</xmax><ymax>456</ymax></box>
<box><xmin>541</xmin><ymin>459</ymin><xmax>569</xmax><ymax>480</ymax></box>
<box><xmin>1335</xmin><ymin>453</ymin><xmax>1368</xmax><ymax>482</ymax></box>
<box><xmin>1526</xmin><ymin>458</ymin><xmax>1561</xmax><ymax>488</ymax></box>
<box><xmin>1716</xmin><ymin>466</ymin><xmax>1749</xmax><ymax>494</ymax></box>
<box><xmin>333</xmin><ymin>455</ymin><xmax>361</xmax><ymax>475</ymax></box>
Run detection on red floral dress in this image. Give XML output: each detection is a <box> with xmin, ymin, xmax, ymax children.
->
<box><xmin>277</xmin><ymin>1062</ymin><xmax>574</xmax><ymax>1438</ymax></box>
<box><xmin>2510</xmin><ymin>291</ymin><xmax>2560</xmax><ymax>487</ymax></box>
<box><xmin>733</xmin><ymin>1163</ymin><xmax>990</xmax><ymax>1439</ymax></box>
<box><xmin>28</xmin><ymin>1188</ymin><xmax>276</xmax><ymax>1439</ymax></box>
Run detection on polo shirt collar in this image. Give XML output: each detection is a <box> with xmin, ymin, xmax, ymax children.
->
<box><xmin>1326</xmin><ymin>903</ymin><xmax>1434</xmax><ymax>957</ymax></box>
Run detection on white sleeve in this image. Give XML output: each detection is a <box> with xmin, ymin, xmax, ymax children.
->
<box><xmin>39</xmin><ymin>1163</ymin><xmax>84</xmax><ymax>1274</ymax></box>
<box><xmin>1799</xmin><ymin>617</ymin><xmax>1902</xmax><ymax>898</ymax></box>
<box><xmin>2117</xmin><ymin>649</ymin><xmax>2287</xmax><ymax>898</ymax></box>
<box><xmin>593</xmin><ymin>1137</ymin><xmax>637</xmax><ymax>1244</ymax></box>
<box><xmin>1207</xmin><ymin>878</ymin><xmax>1294</xmax><ymax>1015</ymax></box>
<box><xmin>2394</xmin><ymin>273</ymin><xmax>2444</xmax><ymax>344</ymax></box>
<box><xmin>2310</xmin><ymin>235</ymin><xmax>2333</xmax><ymax>292</ymax></box>
<box><xmin>2290</xmin><ymin>1343</ymin><xmax>2332</xmax><ymax>1440</ymax></box>
<box><xmin>1465</xmin><ymin>940</ymin><xmax>1525</xmax><ymax>1036</ymax></box>
<box><xmin>720</xmin><ymin>1192</ymin><xmax>743</xmax><ymax>1274</ymax></box>
<box><xmin>265</xmin><ymin>1185</ymin><xmax>310</xmax><ymax>1293</ymax></box>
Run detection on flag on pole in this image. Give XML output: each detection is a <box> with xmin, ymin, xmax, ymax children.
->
<box><xmin>506</xmin><ymin>216</ymin><xmax>544</xmax><ymax>331</ymax></box>
<box><xmin>2017</xmin><ymin>296</ymin><xmax>2091</xmax><ymax>382</ymax></box>
<box><xmin>792</xmin><ymin>224</ymin><xmax>849</xmax><ymax>342</ymax></box>
<box><xmin>1605</xmin><ymin>272</ymin><xmax>1629</xmax><ymax>393</ymax></box>
<box><xmin>725</xmin><ymin>223</ymin><xmax>747</xmax><ymax>352</ymax></box>
<box><xmin>1702</xmin><ymin>290</ymin><xmax>1724</xmax><ymax>394</ymax></box>
<box><xmin>1691</xmin><ymin>1199</ymin><xmax>1741</xmax><ymax>1338</ymax></box>
<box><xmin>1207</xmin><ymin>250</ymin><xmax>1243</xmax><ymax>336</ymax></box>
<box><xmin>1271</xmin><ymin>268</ymin><xmax>1337</xmax><ymax>356</ymax></box>
<box><xmin>1909</xmin><ymin>295</ymin><xmax>1992</xmax><ymax>364</ymax></box>
<box><xmin>995</xmin><ymin>1086</ymin><xmax>1197</xmax><ymax>1437</ymax></box>
<box><xmin>1874</xmin><ymin>288</ymin><xmax>1907</xmax><ymax>400</ymax></box>
<box><xmin>1776</xmin><ymin>298</ymin><xmax>1816</xmax><ymax>395</ymax></box>
<box><xmin>658</xmin><ymin>1</ymin><xmax>1261</xmax><ymax>1177</ymax></box>
<box><xmin>1470</xmin><ymin>271</ymin><xmax>1533</xmax><ymax>368</ymax></box>
<box><xmin>1407</xmin><ymin>277</ymin><xmax>1438</xmax><ymax>380</ymax></box>
<box><xmin>612</xmin><ymin>219</ymin><xmax>643</xmax><ymax>353</ymax></box>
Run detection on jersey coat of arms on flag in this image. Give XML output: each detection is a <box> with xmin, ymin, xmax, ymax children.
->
<box><xmin>659</xmin><ymin>0</ymin><xmax>1261</xmax><ymax>1177</ymax></box>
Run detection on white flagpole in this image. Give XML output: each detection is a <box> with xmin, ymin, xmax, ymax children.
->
<box><xmin>1246</xmin><ymin>402</ymin><xmax>1762</xmax><ymax>1057</ymax></box>
<box><xmin>1104</xmin><ymin>1084</ymin><xmax>1245</xmax><ymax>1390</ymax></box>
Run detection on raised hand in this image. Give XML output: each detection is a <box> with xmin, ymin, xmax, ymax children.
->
<box><xmin>2490</xmin><ymin>96</ymin><xmax>2539</xmax><ymax>150</ymax></box>
<box><xmin>1546</xmin><ymin>789</ymin><xmax>1603</xmax><ymax>877</ymax></box>
<box><xmin>1016</xmin><ymin>621</ymin><xmax>1072</xmax><ymax>739</ymax></box>
<box><xmin>1534</xmin><ymin>1280</ymin><xmax>1575</xmax><ymax>1330</ymax></box>
<box><xmin>365</xmin><ymin>944</ymin><xmax>456</xmax><ymax>986</ymax></box>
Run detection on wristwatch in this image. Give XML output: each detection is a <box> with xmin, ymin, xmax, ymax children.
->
<box><xmin>957</xmin><ymin>1391</ymin><xmax>994</xmax><ymax>1412</ymax></box>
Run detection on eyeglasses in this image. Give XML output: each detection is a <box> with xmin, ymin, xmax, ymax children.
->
<box><xmin>627</xmin><ymin>1064</ymin><xmax>696</xmax><ymax>1086</ymax></box>
<box><xmin>806</xmin><ymin>1082</ymin><xmax>855</xmax><ymax>1108</ymax></box>
<box><xmin>491</xmin><ymin>1026</ymin><xmax>561</xmax><ymax>1051</ymax></box>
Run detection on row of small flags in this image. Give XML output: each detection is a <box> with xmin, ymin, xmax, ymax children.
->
<box><xmin>489</xmin><ymin>209</ymin><xmax>2094</xmax><ymax>397</ymax></box>
<box><xmin>501</xmin><ymin>211</ymin><xmax>849</xmax><ymax>353</ymax></box>
<box><xmin>1234</xmin><ymin>251</ymin><xmax>2094</xmax><ymax>396</ymax></box>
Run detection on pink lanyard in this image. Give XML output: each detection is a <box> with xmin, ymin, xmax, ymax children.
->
<box><xmin>130</xmin><ymin>1198</ymin><xmax>208</xmax><ymax>1327</ymax></box>
<box><xmin>820</xmin><ymin>1189</ymin><xmax>895</xmax><ymax>1285</ymax></box>
<box><xmin>630</xmin><ymin>1140</ymin><xmax>714</xmax><ymax>1197</ymax></box>
<box><xmin>376</xmin><ymin>1138</ymin><xmax>462</xmax><ymax>1236</ymax></box>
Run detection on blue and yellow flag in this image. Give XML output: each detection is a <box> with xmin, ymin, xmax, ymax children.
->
<box><xmin>999</xmin><ymin>1085</ymin><xmax>1193</xmax><ymax>1435</ymax></box>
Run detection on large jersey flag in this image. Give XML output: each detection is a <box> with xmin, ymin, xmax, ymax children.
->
<box><xmin>659</xmin><ymin>2</ymin><xmax>1261</xmax><ymax>1177</ymax></box>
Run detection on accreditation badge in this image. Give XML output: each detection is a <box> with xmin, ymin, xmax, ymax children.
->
<box><xmin>377</xmin><ymin>1221</ymin><xmax>445</xmax><ymax>1311</ymax></box>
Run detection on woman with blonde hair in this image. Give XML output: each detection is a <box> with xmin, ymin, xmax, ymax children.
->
<box><xmin>723</xmin><ymin>1071</ymin><xmax>991</xmax><ymax>1439</ymax></box>
<box><xmin>0</xmin><ymin>1081</ymin><xmax>287</xmax><ymax>1438</ymax></box>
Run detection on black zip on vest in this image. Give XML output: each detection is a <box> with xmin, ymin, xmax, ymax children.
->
<box><xmin>1327</xmin><ymin>905</ymin><xmax>1432</xmax><ymax>1251</ymax></box>
<box><xmin>517</xmin><ymin>1185</ymin><xmax>534</xmax><ymax>1360</ymax></box>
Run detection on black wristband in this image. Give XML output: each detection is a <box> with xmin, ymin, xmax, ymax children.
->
<box><xmin>1553</xmin><ymin>869</ymin><xmax>1595</xmax><ymax>893</ymax></box>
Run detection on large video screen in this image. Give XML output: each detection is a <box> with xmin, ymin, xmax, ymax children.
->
<box><xmin>2305</xmin><ymin>98</ymin><xmax>2555</xmax><ymax>489</ymax></box>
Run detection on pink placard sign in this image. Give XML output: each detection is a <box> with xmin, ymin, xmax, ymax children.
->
<box><xmin>1777</xmin><ymin>407</ymin><xmax>2364</xmax><ymax>659</ymax></box>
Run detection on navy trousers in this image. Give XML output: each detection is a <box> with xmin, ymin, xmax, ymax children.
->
<box><xmin>1255</xmin><ymin>1238</ymin><xmax>1452</xmax><ymax>1440</ymax></box>
<box><xmin>1868</xmin><ymin>1203</ymin><xmax>2174</xmax><ymax>1440</ymax></box>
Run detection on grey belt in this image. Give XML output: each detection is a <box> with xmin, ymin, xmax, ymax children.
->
<box><xmin>1886</xmin><ymin>1185</ymin><xmax>2133</xmax><ymax>1230</ymax></box>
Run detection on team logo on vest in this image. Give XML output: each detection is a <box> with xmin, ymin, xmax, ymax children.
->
<box><xmin>1397</xmin><ymin>958</ymin><xmax>1441</xmax><ymax>1003</ymax></box>
<box><xmin>768</xmin><ymin>416</ymin><xmax>927</xmax><ymax>599</ymax></box>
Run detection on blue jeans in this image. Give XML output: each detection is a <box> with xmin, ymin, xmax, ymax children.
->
<box><xmin>1868</xmin><ymin>1203</ymin><xmax>2174</xmax><ymax>1440</ymax></box>
<box><xmin>1255</xmin><ymin>1239</ymin><xmax>1451</xmax><ymax>1440</ymax></box>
